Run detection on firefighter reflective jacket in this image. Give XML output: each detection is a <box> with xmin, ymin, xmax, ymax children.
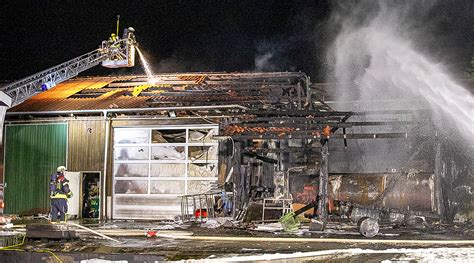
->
<box><xmin>51</xmin><ymin>178</ymin><xmax>72</xmax><ymax>199</ymax></box>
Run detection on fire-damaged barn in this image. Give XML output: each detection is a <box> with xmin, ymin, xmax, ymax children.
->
<box><xmin>2</xmin><ymin>72</ymin><xmax>472</xmax><ymax>227</ymax></box>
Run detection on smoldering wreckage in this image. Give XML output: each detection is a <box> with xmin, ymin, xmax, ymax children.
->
<box><xmin>0</xmin><ymin>29</ymin><xmax>472</xmax><ymax>262</ymax></box>
<box><xmin>0</xmin><ymin>71</ymin><xmax>472</xmax><ymax>261</ymax></box>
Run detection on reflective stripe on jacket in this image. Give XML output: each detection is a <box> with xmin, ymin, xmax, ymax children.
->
<box><xmin>51</xmin><ymin>178</ymin><xmax>72</xmax><ymax>199</ymax></box>
<box><xmin>51</xmin><ymin>193</ymin><xmax>68</xmax><ymax>199</ymax></box>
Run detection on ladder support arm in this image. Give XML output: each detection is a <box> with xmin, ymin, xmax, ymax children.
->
<box><xmin>1</xmin><ymin>30</ymin><xmax>137</xmax><ymax>107</ymax></box>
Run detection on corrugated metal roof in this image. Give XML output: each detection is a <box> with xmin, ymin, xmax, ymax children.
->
<box><xmin>8</xmin><ymin>73</ymin><xmax>309</xmax><ymax>113</ymax></box>
<box><xmin>10</xmin><ymin>80</ymin><xmax>114</xmax><ymax>112</ymax></box>
<box><xmin>9</xmin><ymin>78</ymin><xmax>152</xmax><ymax>112</ymax></box>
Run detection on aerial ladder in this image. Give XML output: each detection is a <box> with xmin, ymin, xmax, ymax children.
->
<box><xmin>0</xmin><ymin>27</ymin><xmax>137</xmax><ymax>107</ymax></box>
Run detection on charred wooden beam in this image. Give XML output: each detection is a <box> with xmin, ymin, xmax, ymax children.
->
<box><xmin>318</xmin><ymin>143</ymin><xmax>329</xmax><ymax>228</ymax></box>
<box><xmin>247</xmin><ymin>110</ymin><xmax>353</xmax><ymax>117</ymax></box>
<box><xmin>222</xmin><ymin>132</ymin><xmax>410</xmax><ymax>140</ymax></box>
<box><xmin>329</xmin><ymin>133</ymin><xmax>410</xmax><ymax>139</ymax></box>
<box><xmin>321</xmin><ymin>113</ymin><xmax>352</xmax><ymax>146</ymax></box>
<box><xmin>242</xmin><ymin>152</ymin><xmax>278</xmax><ymax>163</ymax></box>
<box><xmin>297</xmin><ymin>82</ymin><xmax>302</xmax><ymax>110</ymax></box>
<box><xmin>203</xmin><ymin>83</ymin><xmax>298</xmax><ymax>88</ymax></box>
<box><xmin>343</xmin><ymin>128</ymin><xmax>347</xmax><ymax>147</ymax></box>
<box><xmin>232</xmin><ymin>141</ymin><xmax>243</xmax><ymax>213</ymax></box>
<box><xmin>243</xmin><ymin>147</ymin><xmax>323</xmax><ymax>154</ymax></box>
<box><xmin>226</xmin><ymin>121</ymin><xmax>412</xmax><ymax>128</ymax></box>
<box><xmin>153</xmin><ymin>90</ymin><xmax>291</xmax><ymax>97</ymax></box>
<box><xmin>351</xmin><ymin>109</ymin><xmax>431</xmax><ymax>115</ymax></box>
<box><xmin>237</xmin><ymin>116</ymin><xmax>344</xmax><ymax>123</ymax></box>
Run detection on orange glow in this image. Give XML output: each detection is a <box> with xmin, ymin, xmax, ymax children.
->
<box><xmin>323</xmin><ymin>125</ymin><xmax>331</xmax><ymax>137</ymax></box>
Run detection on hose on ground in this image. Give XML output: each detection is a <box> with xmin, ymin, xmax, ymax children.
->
<box><xmin>67</xmin><ymin>223</ymin><xmax>121</xmax><ymax>243</ymax></box>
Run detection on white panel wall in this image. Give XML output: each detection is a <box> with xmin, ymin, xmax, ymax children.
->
<box><xmin>112</xmin><ymin>125</ymin><xmax>218</xmax><ymax>220</ymax></box>
<box><xmin>65</xmin><ymin>171</ymin><xmax>81</xmax><ymax>217</ymax></box>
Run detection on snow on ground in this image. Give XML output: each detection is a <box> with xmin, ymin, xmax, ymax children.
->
<box><xmin>177</xmin><ymin>247</ymin><xmax>474</xmax><ymax>262</ymax></box>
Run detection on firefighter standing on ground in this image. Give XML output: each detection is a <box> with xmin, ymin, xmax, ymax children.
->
<box><xmin>50</xmin><ymin>166</ymin><xmax>73</xmax><ymax>222</ymax></box>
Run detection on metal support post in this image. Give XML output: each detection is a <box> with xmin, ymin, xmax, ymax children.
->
<box><xmin>199</xmin><ymin>195</ymin><xmax>203</xmax><ymax>222</ymax></box>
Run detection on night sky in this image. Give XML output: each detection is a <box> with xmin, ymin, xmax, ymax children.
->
<box><xmin>1</xmin><ymin>0</ymin><xmax>472</xmax><ymax>83</ymax></box>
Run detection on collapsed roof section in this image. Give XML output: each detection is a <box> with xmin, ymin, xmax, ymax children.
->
<box><xmin>8</xmin><ymin>72</ymin><xmax>313</xmax><ymax>113</ymax></box>
<box><xmin>8</xmin><ymin>71</ymin><xmax>419</xmax><ymax>142</ymax></box>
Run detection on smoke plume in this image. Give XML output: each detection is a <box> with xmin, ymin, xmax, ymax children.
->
<box><xmin>329</xmin><ymin>1</ymin><xmax>474</xmax><ymax>144</ymax></box>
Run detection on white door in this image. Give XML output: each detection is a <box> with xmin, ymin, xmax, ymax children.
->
<box><xmin>112</xmin><ymin>126</ymin><xmax>219</xmax><ymax>219</ymax></box>
<box><xmin>65</xmin><ymin>171</ymin><xmax>80</xmax><ymax>217</ymax></box>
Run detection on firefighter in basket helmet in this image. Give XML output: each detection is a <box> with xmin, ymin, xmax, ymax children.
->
<box><xmin>109</xmin><ymin>33</ymin><xmax>117</xmax><ymax>43</ymax></box>
<box><xmin>50</xmin><ymin>166</ymin><xmax>73</xmax><ymax>222</ymax></box>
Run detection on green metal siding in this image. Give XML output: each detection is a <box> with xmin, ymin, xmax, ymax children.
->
<box><xmin>4</xmin><ymin>124</ymin><xmax>67</xmax><ymax>215</ymax></box>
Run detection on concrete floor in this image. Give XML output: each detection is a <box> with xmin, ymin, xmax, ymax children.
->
<box><xmin>1</xmin><ymin>220</ymin><xmax>473</xmax><ymax>262</ymax></box>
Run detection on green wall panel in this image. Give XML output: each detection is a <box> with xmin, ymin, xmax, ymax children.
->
<box><xmin>4</xmin><ymin>124</ymin><xmax>67</xmax><ymax>215</ymax></box>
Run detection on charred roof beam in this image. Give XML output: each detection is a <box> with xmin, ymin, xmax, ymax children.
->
<box><xmin>225</xmin><ymin>132</ymin><xmax>413</xmax><ymax>140</ymax></box>
<box><xmin>225</xmin><ymin>121</ymin><xmax>413</xmax><ymax>128</ymax></box>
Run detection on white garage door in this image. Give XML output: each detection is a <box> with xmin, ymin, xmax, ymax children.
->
<box><xmin>112</xmin><ymin>125</ymin><xmax>218</xmax><ymax>219</ymax></box>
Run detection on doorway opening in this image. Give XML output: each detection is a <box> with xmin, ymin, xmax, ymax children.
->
<box><xmin>82</xmin><ymin>172</ymin><xmax>100</xmax><ymax>219</ymax></box>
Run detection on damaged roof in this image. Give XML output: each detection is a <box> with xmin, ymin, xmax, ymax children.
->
<box><xmin>9</xmin><ymin>72</ymin><xmax>310</xmax><ymax>113</ymax></box>
<box><xmin>7</xmin><ymin>72</ymin><xmax>364</xmax><ymax>140</ymax></box>
<box><xmin>6</xmin><ymin>71</ymin><xmax>421</xmax><ymax>141</ymax></box>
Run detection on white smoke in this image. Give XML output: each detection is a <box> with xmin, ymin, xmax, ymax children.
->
<box><xmin>330</xmin><ymin>1</ymin><xmax>474</xmax><ymax>143</ymax></box>
<box><xmin>255</xmin><ymin>52</ymin><xmax>275</xmax><ymax>71</ymax></box>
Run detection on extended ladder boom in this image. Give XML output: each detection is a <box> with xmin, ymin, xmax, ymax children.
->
<box><xmin>3</xmin><ymin>49</ymin><xmax>106</xmax><ymax>106</ymax></box>
<box><xmin>1</xmin><ymin>28</ymin><xmax>137</xmax><ymax>107</ymax></box>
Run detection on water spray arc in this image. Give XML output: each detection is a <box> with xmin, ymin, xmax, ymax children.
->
<box><xmin>136</xmin><ymin>47</ymin><xmax>157</xmax><ymax>84</ymax></box>
<box><xmin>332</xmin><ymin>3</ymin><xmax>474</xmax><ymax>143</ymax></box>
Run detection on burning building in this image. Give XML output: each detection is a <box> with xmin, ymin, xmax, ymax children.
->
<box><xmin>1</xmin><ymin>72</ymin><xmax>472</xmax><ymax>225</ymax></box>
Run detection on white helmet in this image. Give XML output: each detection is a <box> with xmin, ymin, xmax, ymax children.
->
<box><xmin>57</xmin><ymin>166</ymin><xmax>67</xmax><ymax>173</ymax></box>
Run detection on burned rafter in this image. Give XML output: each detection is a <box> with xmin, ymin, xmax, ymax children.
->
<box><xmin>321</xmin><ymin>113</ymin><xmax>351</xmax><ymax>145</ymax></box>
<box><xmin>149</xmin><ymin>94</ymin><xmax>267</xmax><ymax>102</ymax></box>
<box><xmin>192</xmin><ymin>83</ymin><xmax>301</xmax><ymax>90</ymax></box>
<box><xmin>221</xmin><ymin>109</ymin><xmax>351</xmax><ymax>139</ymax></box>
<box><xmin>147</xmin><ymin>101</ymin><xmax>297</xmax><ymax>111</ymax></box>
<box><xmin>243</xmin><ymin>147</ymin><xmax>323</xmax><ymax>154</ymax></box>
<box><xmin>238</xmin><ymin>116</ymin><xmax>345</xmax><ymax>123</ymax></box>
<box><xmin>228</xmin><ymin>121</ymin><xmax>413</xmax><ymax>128</ymax></box>
<box><xmin>244</xmin><ymin>109</ymin><xmax>353</xmax><ymax>117</ymax></box>
<box><xmin>241</xmin><ymin>152</ymin><xmax>279</xmax><ymax>163</ymax></box>
<box><xmin>148</xmin><ymin>86</ymin><xmax>296</xmax><ymax>96</ymax></box>
<box><xmin>226</xmin><ymin>132</ymin><xmax>413</xmax><ymax>140</ymax></box>
<box><xmin>219</xmin><ymin>106</ymin><xmax>424</xmax><ymax>143</ymax></box>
